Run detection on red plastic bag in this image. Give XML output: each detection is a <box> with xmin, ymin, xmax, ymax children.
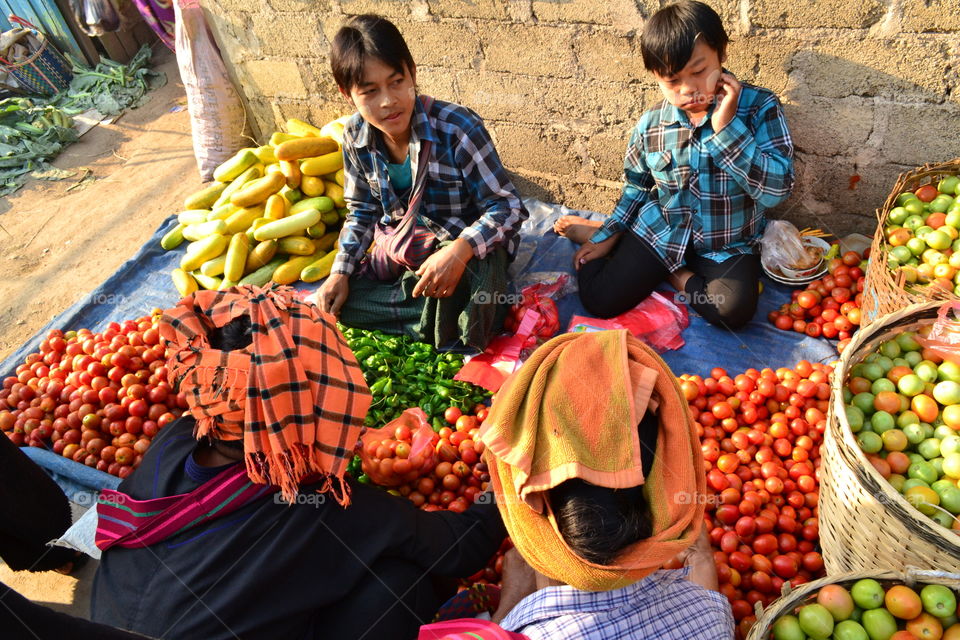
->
<box><xmin>917</xmin><ymin>302</ymin><xmax>960</xmax><ymax>366</ymax></box>
<box><xmin>359</xmin><ymin>408</ymin><xmax>438</xmax><ymax>486</ymax></box>
<box><xmin>503</xmin><ymin>276</ymin><xmax>566</xmax><ymax>350</ymax></box>
<box><xmin>568</xmin><ymin>291</ymin><xmax>689</xmax><ymax>353</ymax></box>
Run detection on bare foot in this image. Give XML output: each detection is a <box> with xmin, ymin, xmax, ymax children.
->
<box><xmin>553</xmin><ymin>215</ymin><xmax>602</xmax><ymax>244</ymax></box>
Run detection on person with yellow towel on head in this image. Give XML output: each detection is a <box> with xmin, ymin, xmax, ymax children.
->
<box><xmin>461</xmin><ymin>330</ymin><xmax>733</xmax><ymax>639</ymax></box>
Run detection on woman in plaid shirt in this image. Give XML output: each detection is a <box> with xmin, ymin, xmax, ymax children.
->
<box><xmin>557</xmin><ymin>1</ymin><xmax>794</xmax><ymax>330</ymax></box>
<box><xmin>312</xmin><ymin>15</ymin><xmax>527</xmax><ymax>350</ymax></box>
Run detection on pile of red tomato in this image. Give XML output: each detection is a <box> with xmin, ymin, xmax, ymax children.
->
<box><xmin>0</xmin><ymin>313</ymin><xmax>187</xmax><ymax>478</ymax></box>
<box><xmin>676</xmin><ymin>361</ymin><xmax>830</xmax><ymax>637</ymax></box>
<box><xmin>768</xmin><ymin>249</ymin><xmax>867</xmax><ymax>353</ymax></box>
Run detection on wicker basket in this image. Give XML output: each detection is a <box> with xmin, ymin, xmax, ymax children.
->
<box><xmin>860</xmin><ymin>158</ymin><xmax>960</xmax><ymax>325</ymax></box>
<box><xmin>819</xmin><ymin>301</ymin><xmax>960</xmax><ymax>575</ymax></box>
<box><xmin>746</xmin><ymin>569</ymin><xmax>960</xmax><ymax>640</ymax></box>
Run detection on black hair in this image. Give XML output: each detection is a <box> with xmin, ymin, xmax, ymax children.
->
<box><xmin>550</xmin><ymin>411</ymin><xmax>659</xmax><ymax>566</ymax></box>
<box><xmin>330</xmin><ymin>15</ymin><xmax>416</xmax><ymax>92</ymax></box>
<box><xmin>206</xmin><ymin>315</ymin><xmax>253</xmax><ymax>352</ymax></box>
<box><xmin>640</xmin><ymin>0</ymin><xmax>728</xmax><ymax>77</ymax></box>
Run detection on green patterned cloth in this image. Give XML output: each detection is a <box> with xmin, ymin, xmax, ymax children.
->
<box><xmin>339</xmin><ymin>244</ymin><xmax>508</xmax><ymax>352</ymax></box>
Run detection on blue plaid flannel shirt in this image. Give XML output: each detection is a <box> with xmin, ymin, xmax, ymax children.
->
<box><xmin>591</xmin><ymin>81</ymin><xmax>794</xmax><ymax>272</ymax></box>
<box><xmin>332</xmin><ymin>97</ymin><xmax>528</xmax><ymax>276</ymax></box>
<box><xmin>499</xmin><ymin>568</ymin><xmax>735</xmax><ymax>640</ymax></box>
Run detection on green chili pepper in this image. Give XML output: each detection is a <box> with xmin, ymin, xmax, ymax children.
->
<box><xmin>358</xmin><ymin>473</ymin><xmax>371</xmax><ymax>484</ymax></box>
<box><xmin>369</xmin><ymin>377</ymin><xmax>389</xmax><ymax>395</ymax></box>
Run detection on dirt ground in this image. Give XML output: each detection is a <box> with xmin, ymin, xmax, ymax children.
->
<box><xmin>0</xmin><ymin>46</ymin><xmax>196</xmax><ymax>621</ymax></box>
<box><xmin>0</xmin><ymin>46</ymin><xmax>201</xmax><ymax>362</ymax></box>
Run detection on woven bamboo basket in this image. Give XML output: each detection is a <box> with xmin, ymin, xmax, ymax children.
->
<box><xmin>746</xmin><ymin>569</ymin><xmax>960</xmax><ymax>640</ymax></box>
<box><xmin>819</xmin><ymin>301</ymin><xmax>960</xmax><ymax>575</ymax></box>
<box><xmin>860</xmin><ymin>158</ymin><xmax>960</xmax><ymax>325</ymax></box>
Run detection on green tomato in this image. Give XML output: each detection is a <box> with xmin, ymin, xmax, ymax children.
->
<box><xmin>927</xmin><ymin>229</ymin><xmax>952</xmax><ymax>250</ymax></box>
<box><xmin>931</xmin><ymin>194</ymin><xmax>956</xmax><ymax>213</ymax></box>
<box><xmin>844</xmin><ymin>387</ymin><xmax>854</xmax><ymax>404</ymax></box>
<box><xmin>904</xmin><ymin>422</ymin><xmax>926</xmax><ymax>445</ymax></box>
<box><xmin>923</xmin><ymin>423</ymin><xmax>937</xmax><ymax>439</ymax></box>
<box><xmin>851</xmin><ymin>579</ymin><xmax>885</xmax><ymax>610</ymax></box>
<box><xmin>941</xmin><ymin>435</ymin><xmax>960</xmax><ymax>456</ymax></box>
<box><xmin>905</xmin><ymin>351</ymin><xmax>924</xmax><ymax>367</ymax></box>
<box><xmin>888</xmin><ymin>474</ymin><xmax>907</xmax><ymax>492</ymax></box>
<box><xmin>898</xmin><ymin>410</ymin><xmax>921</xmax><ymax>428</ymax></box>
<box><xmin>861</xmin><ymin>608</ymin><xmax>898</xmax><ymax>640</ymax></box>
<box><xmin>888</xmin><ymin>206</ymin><xmax>910</xmax><ymax>225</ymax></box>
<box><xmin>871</xmin><ymin>378</ymin><xmax>896</xmax><ymax>395</ymax></box>
<box><xmin>798</xmin><ymin>604</ymin><xmax>834</xmax><ymax>639</ymax></box>
<box><xmin>853</xmin><ymin>392</ymin><xmax>877</xmax><ymax>415</ymax></box>
<box><xmin>917</xmin><ymin>225</ymin><xmax>936</xmax><ymax>239</ymax></box>
<box><xmin>898</xmin><ymin>374</ymin><xmax>926</xmax><ymax>397</ymax></box>
<box><xmin>921</xmin><ymin>584</ymin><xmax>958</xmax><ymax>618</ymax></box>
<box><xmin>939</xmin><ymin>361</ymin><xmax>960</xmax><ymax>383</ymax></box>
<box><xmin>919</xmin><ymin>438</ymin><xmax>944</xmax><ymax>460</ymax></box>
<box><xmin>846</xmin><ymin>405</ymin><xmax>865</xmax><ymax>432</ymax></box>
<box><xmin>831</xmin><ymin>620</ymin><xmax>868</xmax><ymax>640</ymax></box>
<box><xmin>946</xmin><ymin>209</ymin><xmax>960</xmax><ymax>229</ymax></box>
<box><xmin>939</xmin><ymin>176</ymin><xmax>960</xmax><ymax>196</ymax></box>
<box><xmin>857</xmin><ymin>431</ymin><xmax>883</xmax><ymax>454</ymax></box>
<box><xmin>893</xmin><ymin>357</ymin><xmax>911</xmax><ymax>369</ymax></box>
<box><xmin>876</xmin><ymin>356</ymin><xmax>895</xmax><ymax>373</ymax></box>
<box><xmin>898</xmin><ymin>191</ymin><xmax>921</xmax><ymax>206</ymax></box>
<box><xmin>931</xmin><ymin>509</ymin><xmax>956</xmax><ymax>528</ymax></box>
<box><xmin>772</xmin><ymin>614</ymin><xmax>806</xmax><ymax>640</ymax></box>
<box><xmin>934</xmin><ymin>380</ymin><xmax>960</xmax><ymax>405</ymax></box>
<box><xmin>936</xmin><ymin>425</ymin><xmax>958</xmax><ymax>441</ymax></box>
<box><xmin>943</xmin><ymin>452</ymin><xmax>960</xmax><ymax>479</ymax></box>
<box><xmin>903</xmin><ymin>477</ymin><xmax>931</xmax><ymax>491</ymax></box>
<box><xmin>907</xmin><ymin>236</ymin><xmax>928</xmax><ymax>256</ymax></box>
<box><xmin>932</xmin><ymin>478</ymin><xmax>956</xmax><ymax>493</ymax></box>
<box><xmin>909</xmin><ymin>460</ymin><xmax>939</xmax><ymax>484</ymax></box>
<box><xmin>871</xmin><ymin>411</ymin><xmax>895</xmax><ymax>434</ymax></box>
<box><xmin>916</xmin><ymin>361</ymin><xmax>941</xmax><ymax>383</ymax></box>
<box><xmin>932</xmin><ymin>456</ymin><xmax>945</xmax><ymax>477</ymax></box>
<box><xmin>938</xmin><ymin>485</ymin><xmax>960</xmax><ymax>514</ymax></box>
<box><xmin>862</xmin><ymin>363</ymin><xmax>885</xmax><ymax>382</ymax></box>
<box><xmin>879</xmin><ymin>340</ymin><xmax>902</xmax><ymax>359</ymax></box>
<box><xmin>904</xmin><ymin>204</ymin><xmax>926</xmax><ymax>220</ymax></box>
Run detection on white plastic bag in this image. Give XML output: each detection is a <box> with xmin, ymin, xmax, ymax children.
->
<box><xmin>174</xmin><ymin>0</ymin><xmax>247</xmax><ymax>181</ymax></box>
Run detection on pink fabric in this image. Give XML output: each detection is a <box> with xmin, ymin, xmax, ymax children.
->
<box><xmin>418</xmin><ymin>619</ymin><xmax>530</xmax><ymax>640</ymax></box>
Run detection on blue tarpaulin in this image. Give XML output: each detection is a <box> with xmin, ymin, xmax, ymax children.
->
<box><xmin>1</xmin><ymin>200</ymin><xmax>837</xmax><ymax>493</ymax></box>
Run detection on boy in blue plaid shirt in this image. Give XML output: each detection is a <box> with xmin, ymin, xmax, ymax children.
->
<box><xmin>557</xmin><ymin>0</ymin><xmax>794</xmax><ymax>330</ymax></box>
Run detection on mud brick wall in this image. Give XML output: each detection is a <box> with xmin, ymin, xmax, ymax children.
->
<box><xmin>199</xmin><ymin>0</ymin><xmax>959</xmax><ymax>236</ymax></box>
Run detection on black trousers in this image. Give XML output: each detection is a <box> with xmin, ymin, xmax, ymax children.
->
<box><xmin>1</xmin><ymin>582</ymin><xmax>152</xmax><ymax>639</ymax></box>
<box><xmin>577</xmin><ymin>232</ymin><xmax>761</xmax><ymax>330</ymax></box>
<box><xmin>0</xmin><ymin>435</ymin><xmax>75</xmax><ymax>571</ymax></box>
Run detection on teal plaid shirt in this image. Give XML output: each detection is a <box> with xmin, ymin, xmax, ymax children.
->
<box><xmin>333</xmin><ymin>98</ymin><xmax>528</xmax><ymax>276</ymax></box>
<box><xmin>591</xmin><ymin>82</ymin><xmax>794</xmax><ymax>272</ymax></box>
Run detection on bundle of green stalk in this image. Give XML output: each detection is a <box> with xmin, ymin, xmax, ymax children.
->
<box><xmin>0</xmin><ymin>45</ymin><xmax>165</xmax><ymax>196</ymax></box>
<box><xmin>339</xmin><ymin>326</ymin><xmax>490</xmax><ymax>430</ymax></box>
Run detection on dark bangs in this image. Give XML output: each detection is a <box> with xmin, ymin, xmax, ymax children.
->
<box><xmin>640</xmin><ymin>1</ymin><xmax>728</xmax><ymax>76</ymax></box>
<box><xmin>331</xmin><ymin>15</ymin><xmax>415</xmax><ymax>91</ymax></box>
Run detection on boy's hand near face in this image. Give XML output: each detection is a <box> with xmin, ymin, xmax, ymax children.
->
<box><xmin>711</xmin><ymin>72</ymin><xmax>742</xmax><ymax>133</ymax></box>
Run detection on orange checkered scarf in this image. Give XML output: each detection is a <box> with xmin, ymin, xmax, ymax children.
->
<box><xmin>159</xmin><ymin>284</ymin><xmax>372</xmax><ymax>506</ymax></box>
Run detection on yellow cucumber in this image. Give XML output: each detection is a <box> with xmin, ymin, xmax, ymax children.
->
<box><xmin>213</xmin><ymin>149</ymin><xmax>258</xmax><ymax>182</ymax></box>
<box><xmin>280</xmin><ymin>186</ymin><xmax>302</xmax><ymax>204</ymax></box>
<box><xmin>200</xmin><ymin>254</ymin><xmax>227</xmax><ymax>277</ymax></box>
<box><xmin>320</xmin><ymin>210</ymin><xmax>339</xmax><ymax>226</ymax></box>
<box><xmin>324</xmin><ymin>181</ymin><xmax>345</xmax><ymax>207</ymax></box>
<box><xmin>314</xmin><ymin>231</ymin><xmax>338</xmax><ymax>252</ymax></box>
<box><xmin>161</xmin><ymin>224</ymin><xmax>186</xmax><ymax>250</ymax></box>
<box><xmin>334</xmin><ymin>168</ymin><xmax>345</xmax><ymax>187</ymax></box>
<box><xmin>278</xmin><ymin>236</ymin><xmax>316</xmax><ymax>255</ymax></box>
<box><xmin>300</xmin><ymin>175</ymin><xmax>325</xmax><ymax>197</ymax></box>
<box><xmin>320</xmin><ymin>117</ymin><xmax>349</xmax><ymax>145</ymax></box>
<box><xmin>224</xmin><ymin>233</ymin><xmax>250</xmax><ymax>281</ymax></box>
<box><xmin>290</xmin><ymin>196</ymin><xmax>334</xmax><ymax>215</ymax></box>
<box><xmin>172</xmin><ymin>268</ymin><xmax>198</xmax><ymax>297</ymax></box>
<box><xmin>178</xmin><ymin>209</ymin><xmax>211</xmax><ymax>225</ymax></box>
<box><xmin>264</xmin><ymin>194</ymin><xmax>287</xmax><ymax>220</ymax></box>
<box><xmin>300</xmin><ymin>251</ymin><xmax>336</xmax><ymax>283</ymax></box>
<box><xmin>230</xmin><ymin>172</ymin><xmax>286</xmax><ymax>208</ymax></box>
<box><xmin>306</xmin><ymin>222</ymin><xmax>327</xmax><ymax>239</ymax></box>
<box><xmin>245</xmin><ymin>239</ymin><xmax>278</xmax><ymax>271</ymax></box>
<box><xmin>239</xmin><ymin>256</ymin><xmax>285</xmax><ymax>286</ymax></box>
<box><xmin>219</xmin><ymin>279</ymin><xmax>239</xmax><ymax>290</ymax></box>
<box><xmin>273</xmin><ymin>250</ymin><xmax>325</xmax><ymax>285</ymax></box>
<box><xmin>279</xmin><ymin>160</ymin><xmax>301</xmax><ymax>189</ymax></box>
<box><xmin>300</xmin><ymin>151</ymin><xmax>344</xmax><ymax>177</ymax></box>
<box><xmin>182</xmin><ymin>220</ymin><xmax>227</xmax><ymax>242</ymax></box>
<box><xmin>286</xmin><ymin>118</ymin><xmax>323</xmax><ymax>137</ymax></box>
<box><xmin>275</xmin><ymin>136</ymin><xmax>339</xmax><ymax>162</ymax></box>
<box><xmin>208</xmin><ymin>203</ymin><xmax>240</xmax><ymax>221</ymax></box>
<box><xmin>224</xmin><ymin>205</ymin><xmax>265</xmax><ymax>234</ymax></box>
<box><xmin>192</xmin><ymin>271</ymin><xmax>223</xmax><ymax>290</ymax></box>
<box><xmin>254</xmin><ymin>209</ymin><xmax>323</xmax><ymax>241</ymax></box>
<box><xmin>270</xmin><ymin>131</ymin><xmax>301</xmax><ymax>147</ymax></box>
<box><xmin>214</xmin><ymin>165</ymin><xmax>262</xmax><ymax>209</ymax></box>
<box><xmin>181</xmin><ymin>235</ymin><xmax>229</xmax><ymax>272</ymax></box>
<box><xmin>253</xmin><ymin>145</ymin><xmax>277</xmax><ymax>165</ymax></box>
<box><xmin>184</xmin><ymin>182</ymin><xmax>227</xmax><ymax>210</ymax></box>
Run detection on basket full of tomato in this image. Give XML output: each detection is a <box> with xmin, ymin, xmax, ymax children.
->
<box><xmin>819</xmin><ymin>300</ymin><xmax>960</xmax><ymax>575</ymax></box>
